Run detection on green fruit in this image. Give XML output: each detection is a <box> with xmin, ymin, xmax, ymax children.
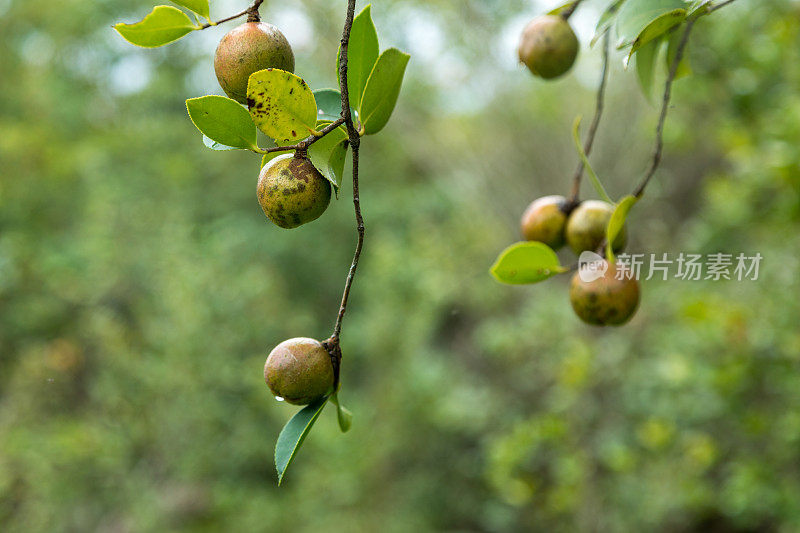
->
<box><xmin>264</xmin><ymin>337</ymin><xmax>334</xmax><ymax>405</ymax></box>
<box><xmin>214</xmin><ymin>22</ymin><xmax>295</xmax><ymax>104</ymax></box>
<box><xmin>520</xmin><ymin>195</ymin><xmax>568</xmax><ymax>250</ymax></box>
<box><xmin>518</xmin><ymin>15</ymin><xmax>579</xmax><ymax>79</ymax></box>
<box><xmin>565</xmin><ymin>200</ymin><xmax>626</xmax><ymax>254</ymax></box>
<box><xmin>570</xmin><ymin>262</ymin><xmax>640</xmax><ymax>326</ymax></box>
<box><xmin>257</xmin><ymin>153</ymin><xmax>331</xmax><ymax>229</ymax></box>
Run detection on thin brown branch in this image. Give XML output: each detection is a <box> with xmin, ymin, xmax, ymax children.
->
<box><xmin>568</xmin><ymin>32</ymin><xmax>611</xmax><ymax>205</ymax></box>
<box><xmin>332</xmin><ymin>0</ymin><xmax>363</xmax><ymax>342</ymax></box>
<box><xmin>198</xmin><ymin>0</ymin><xmax>265</xmax><ymax>29</ymax></box>
<box><xmin>260</xmin><ymin>118</ymin><xmax>346</xmax><ymax>154</ymax></box>
<box><xmin>631</xmin><ymin>18</ymin><xmax>696</xmax><ymax>199</ymax></box>
<box><xmin>707</xmin><ymin>0</ymin><xmax>739</xmax><ymax>13</ymax></box>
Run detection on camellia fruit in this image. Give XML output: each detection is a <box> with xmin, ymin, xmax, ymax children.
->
<box><xmin>569</xmin><ymin>261</ymin><xmax>640</xmax><ymax>326</ymax></box>
<box><xmin>214</xmin><ymin>21</ymin><xmax>295</xmax><ymax>104</ymax></box>
<box><xmin>518</xmin><ymin>15</ymin><xmax>579</xmax><ymax>80</ymax></box>
<box><xmin>264</xmin><ymin>337</ymin><xmax>335</xmax><ymax>405</ymax></box>
<box><xmin>520</xmin><ymin>195</ymin><xmax>568</xmax><ymax>250</ymax></box>
<box><xmin>565</xmin><ymin>200</ymin><xmax>626</xmax><ymax>254</ymax></box>
<box><xmin>257</xmin><ymin>153</ymin><xmax>331</xmax><ymax>229</ymax></box>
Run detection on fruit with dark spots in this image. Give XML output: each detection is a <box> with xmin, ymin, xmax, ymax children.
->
<box><xmin>565</xmin><ymin>200</ymin><xmax>626</xmax><ymax>254</ymax></box>
<box><xmin>570</xmin><ymin>262</ymin><xmax>640</xmax><ymax>326</ymax></box>
<box><xmin>520</xmin><ymin>195</ymin><xmax>568</xmax><ymax>250</ymax></box>
<box><xmin>518</xmin><ymin>15</ymin><xmax>579</xmax><ymax>79</ymax></box>
<box><xmin>264</xmin><ymin>338</ymin><xmax>334</xmax><ymax>405</ymax></box>
<box><xmin>214</xmin><ymin>22</ymin><xmax>294</xmax><ymax>104</ymax></box>
<box><xmin>257</xmin><ymin>153</ymin><xmax>331</xmax><ymax>229</ymax></box>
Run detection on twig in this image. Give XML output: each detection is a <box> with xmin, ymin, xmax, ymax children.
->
<box><xmin>631</xmin><ymin>18</ymin><xmax>696</xmax><ymax>199</ymax></box>
<box><xmin>198</xmin><ymin>0</ymin><xmax>265</xmax><ymax>29</ymax></box>
<box><xmin>560</xmin><ymin>0</ymin><xmax>585</xmax><ymax>20</ymax></box>
<box><xmin>567</xmin><ymin>32</ymin><xmax>610</xmax><ymax>206</ymax></box>
<box><xmin>707</xmin><ymin>0</ymin><xmax>738</xmax><ymax>13</ymax></box>
<box><xmin>331</xmin><ymin>0</ymin><xmax>363</xmax><ymax>343</ymax></box>
<box><xmin>260</xmin><ymin>118</ymin><xmax>346</xmax><ymax>154</ymax></box>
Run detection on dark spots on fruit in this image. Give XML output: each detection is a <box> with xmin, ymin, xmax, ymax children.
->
<box><xmin>246</xmin><ymin>97</ymin><xmax>255</xmax><ymax>107</ymax></box>
<box><xmin>291</xmin><ymin>130</ymin><xmax>296</xmax><ymax>137</ymax></box>
<box><xmin>289</xmin><ymin>88</ymin><xmax>294</xmax><ymax>94</ymax></box>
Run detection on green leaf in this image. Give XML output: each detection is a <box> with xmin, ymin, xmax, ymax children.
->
<box><xmin>247</xmin><ymin>69</ymin><xmax>318</xmax><ymax>145</ymax></box>
<box><xmin>337</xmin><ymin>5</ymin><xmax>379</xmax><ymax>110</ymax></box>
<box><xmin>666</xmin><ymin>26</ymin><xmax>692</xmax><ymax>79</ymax></box>
<box><xmin>616</xmin><ymin>0</ymin><xmax>686</xmax><ymax>49</ymax></box>
<box><xmin>359</xmin><ymin>48</ymin><xmax>410</xmax><ymax>135</ymax></box>
<box><xmin>203</xmin><ymin>135</ymin><xmax>240</xmax><ymax>151</ymax></box>
<box><xmin>330</xmin><ymin>392</ymin><xmax>353</xmax><ymax>433</ymax></box>
<box><xmin>606</xmin><ymin>195</ymin><xmax>638</xmax><ymax>262</ymax></box>
<box><xmin>312</xmin><ymin>89</ymin><xmax>359</xmax><ymax>124</ymax></box>
<box><xmin>275</xmin><ymin>396</ymin><xmax>328</xmax><ymax>486</ymax></box>
<box><xmin>592</xmin><ymin>0</ymin><xmax>628</xmax><ymax>46</ymax></box>
<box><xmin>627</xmin><ymin>9</ymin><xmax>686</xmax><ymax>59</ymax></box>
<box><xmin>113</xmin><ymin>5</ymin><xmax>197</xmax><ymax>48</ymax></box>
<box><xmin>309</xmin><ymin>124</ymin><xmax>348</xmax><ymax>192</ymax></box>
<box><xmin>687</xmin><ymin>0</ymin><xmax>712</xmax><ymax>16</ymax></box>
<box><xmin>171</xmin><ymin>0</ymin><xmax>209</xmax><ymax>20</ymax></box>
<box><xmin>635</xmin><ymin>36</ymin><xmax>663</xmax><ymax>100</ymax></box>
<box><xmin>186</xmin><ymin>95</ymin><xmax>258</xmax><ymax>151</ymax></box>
<box><xmin>572</xmin><ymin>116</ymin><xmax>613</xmax><ymax>204</ymax></box>
<box><xmin>490</xmin><ymin>242</ymin><xmax>566</xmax><ymax>285</ymax></box>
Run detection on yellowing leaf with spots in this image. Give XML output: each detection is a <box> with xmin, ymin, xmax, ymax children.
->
<box><xmin>247</xmin><ymin>69</ymin><xmax>318</xmax><ymax>145</ymax></box>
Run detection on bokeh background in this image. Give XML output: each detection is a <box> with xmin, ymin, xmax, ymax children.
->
<box><xmin>1</xmin><ymin>0</ymin><xmax>799</xmax><ymax>530</ymax></box>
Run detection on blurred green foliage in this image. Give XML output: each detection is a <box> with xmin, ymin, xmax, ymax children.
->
<box><xmin>1</xmin><ymin>0</ymin><xmax>799</xmax><ymax>531</ymax></box>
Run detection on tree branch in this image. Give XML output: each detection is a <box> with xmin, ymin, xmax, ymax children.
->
<box><xmin>568</xmin><ymin>32</ymin><xmax>610</xmax><ymax>205</ymax></box>
<box><xmin>260</xmin><ymin>118</ymin><xmax>346</xmax><ymax>154</ymax></box>
<box><xmin>631</xmin><ymin>18</ymin><xmax>696</xmax><ymax>199</ymax></box>
<box><xmin>331</xmin><ymin>0</ymin><xmax>363</xmax><ymax>344</ymax></box>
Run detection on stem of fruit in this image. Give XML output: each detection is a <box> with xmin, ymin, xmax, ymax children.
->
<box><xmin>631</xmin><ymin>17</ymin><xmax>696</xmax><ymax>199</ymax></box>
<box><xmin>198</xmin><ymin>0</ymin><xmax>265</xmax><ymax>29</ymax></box>
<box><xmin>567</xmin><ymin>32</ymin><xmax>610</xmax><ymax>207</ymax></box>
<box><xmin>560</xmin><ymin>0</ymin><xmax>585</xmax><ymax>20</ymax></box>
<box><xmin>326</xmin><ymin>0</ymin><xmax>362</xmax><ymax>384</ymax></box>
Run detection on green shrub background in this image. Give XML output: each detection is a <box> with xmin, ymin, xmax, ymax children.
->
<box><xmin>1</xmin><ymin>0</ymin><xmax>798</xmax><ymax>530</ymax></box>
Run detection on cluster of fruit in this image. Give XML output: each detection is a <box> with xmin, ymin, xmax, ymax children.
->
<box><xmin>215</xmin><ymin>20</ymin><xmax>333</xmax><ymax>231</ymax></box>
<box><xmin>210</xmin><ymin>19</ymin><xmax>336</xmax><ymax>402</ymax></box>
<box><xmin>516</xmin><ymin>14</ymin><xmax>640</xmax><ymax>327</ymax></box>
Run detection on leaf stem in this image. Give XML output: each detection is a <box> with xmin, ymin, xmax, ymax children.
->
<box><xmin>568</xmin><ymin>32</ymin><xmax>610</xmax><ymax>205</ymax></box>
<box><xmin>707</xmin><ymin>0</ymin><xmax>739</xmax><ymax>14</ymax></box>
<box><xmin>572</xmin><ymin>116</ymin><xmax>613</xmax><ymax>203</ymax></box>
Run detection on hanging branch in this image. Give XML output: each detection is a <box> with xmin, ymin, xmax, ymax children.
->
<box><xmin>324</xmin><ymin>0</ymin><xmax>362</xmax><ymax>383</ymax></box>
<box><xmin>631</xmin><ymin>0</ymin><xmax>739</xmax><ymax>198</ymax></box>
<box><xmin>568</xmin><ymin>32</ymin><xmax>611</xmax><ymax>206</ymax></box>
<box><xmin>631</xmin><ymin>18</ymin><xmax>696</xmax><ymax>198</ymax></box>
